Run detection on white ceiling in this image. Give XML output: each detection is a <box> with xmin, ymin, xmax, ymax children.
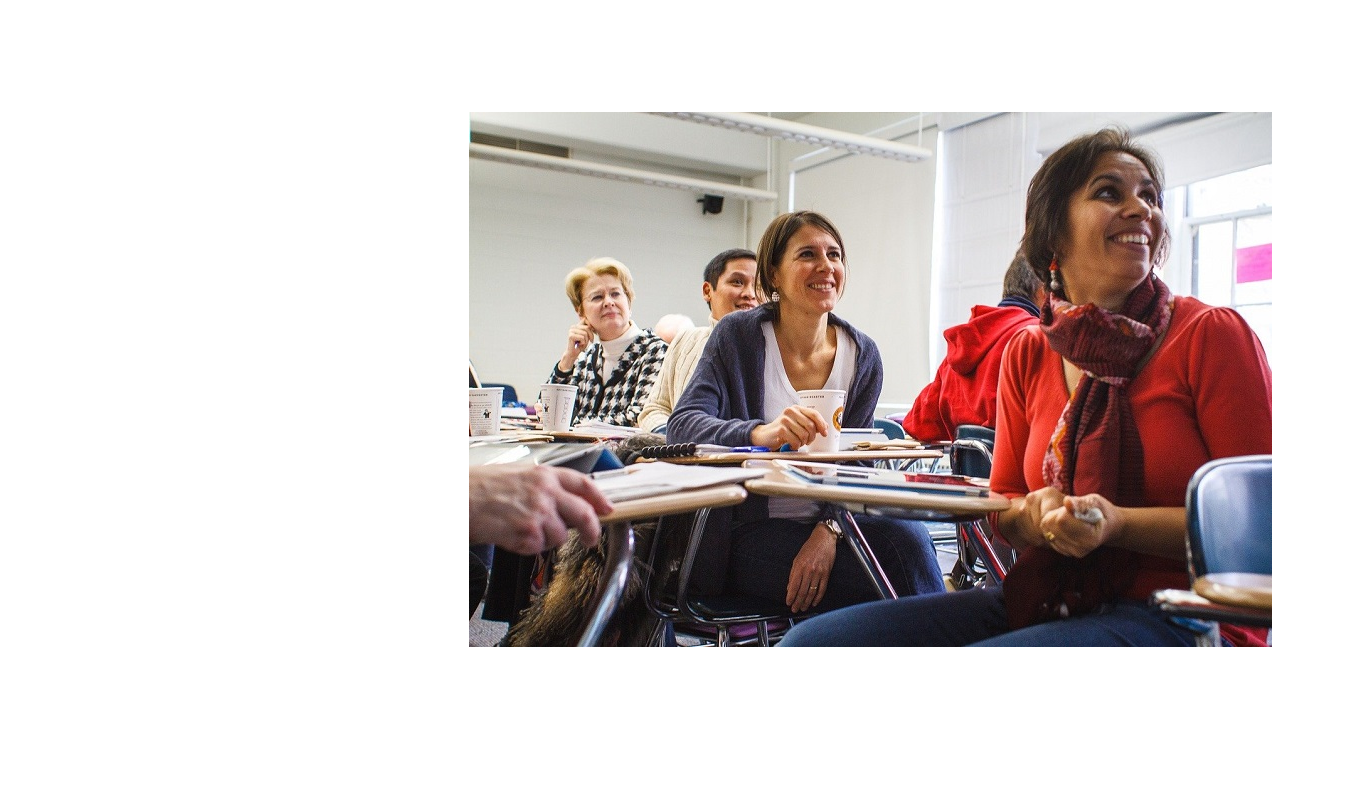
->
<box><xmin>468</xmin><ymin>111</ymin><xmax>1212</xmax><ymax>183</ymax></box>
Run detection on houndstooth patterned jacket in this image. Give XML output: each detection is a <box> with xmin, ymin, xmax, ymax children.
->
<box><xmin>546</xmin><ymin>329</ymin><xmax>667</xmax><ymax>428</ymax></box>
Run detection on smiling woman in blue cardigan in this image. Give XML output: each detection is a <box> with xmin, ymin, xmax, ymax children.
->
<box><xmin>667</xmin><ymin>211</ymin><xmax>945</xmax><ymax>616</ymax></box>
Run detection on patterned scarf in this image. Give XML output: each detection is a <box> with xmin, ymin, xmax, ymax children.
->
<box><xmin>1002</xmin><ymin>273</ymin><xmax>1175</xmax><ymax>629</ymax></box>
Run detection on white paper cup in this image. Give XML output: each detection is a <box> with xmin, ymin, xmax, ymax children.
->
<box><xmin>538</xmin><ymin>383</ymin><xmax>578</xmax><ymax>432</ymax></box>
<box><xmin>469</xmin><ymin>387</ymin><xmax>504</xmax><ymax>436</ymax></box>
<box><xmin>796</xmin><ymin>389</ymin><xmax>847</xmax><ymax>453</ymax></box>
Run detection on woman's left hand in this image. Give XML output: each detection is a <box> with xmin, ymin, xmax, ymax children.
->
<box><xmin>1038</xmin><ymin>493</ymin><xmax>1118</xmax><ymax>558</ymax></box>
<box><xmin>785</xmin><ymin>524</ymin><xmax>837</xmax><ymax>613</ymax></box>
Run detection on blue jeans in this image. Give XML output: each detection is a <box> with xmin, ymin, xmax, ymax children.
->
<box><xmin>730</xmin><ymin>516</ymin><xmax>945</xmax><ymax>613</ymax></box>
<box><xmin>776</xmin><ymin>586</ymin><xmax>1200</xmax><ymax>646</ymax></box>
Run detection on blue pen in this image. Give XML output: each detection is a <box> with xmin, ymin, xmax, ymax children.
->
<box><xmin>730</xmin><ymin>446</ymin><xmax>769</xmax><ymax>453</ymax></box>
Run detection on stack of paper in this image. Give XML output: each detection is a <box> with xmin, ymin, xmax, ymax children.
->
<box><xmin>468</xmin><ymin>432</ymin><xmax>552</xmax><ymax>444</ymax></box>
<box><xmin>848</xmin><ymin>439</ymin><xmax>924</xmax><ymax>451</ymax></box>
<box><xmin>568</xmin><ymin>421</ymin><xmax>645</xmax><ymax>439</ymax></box>
<box><xmin>590</xmin><ymin>461</ymin><xmax>768</xmax><ymax>503</ymax></box>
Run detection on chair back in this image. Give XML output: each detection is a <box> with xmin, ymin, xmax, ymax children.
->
<box><xmin>1186</xmin><ymin>455</ymin><xmax>1272</xmax><ymax>578</ymax></box>
<box><xmin>951</xmin><ymin>424</ymin><xmax>995</xmax><ymax>479</ymax></box>
<box><xmin>873</xmin><ymin>418</ymin><xmax>907</xmax><ymax>440</ymax></box>
<box><xmin>482</xmin><ymin>382</ymin><xmax>518</xmax><ymax>404</ymax></box>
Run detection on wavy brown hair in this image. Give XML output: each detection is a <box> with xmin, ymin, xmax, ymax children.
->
<box><xmin>754</xmin><ymin>211</ymin><xmax>848</xmax><ymax>311</ymax></box>
<box><xmin>1020</xmin><ymin>126</ymin><xmax>1171</xmax><ymax>295</ymax></box>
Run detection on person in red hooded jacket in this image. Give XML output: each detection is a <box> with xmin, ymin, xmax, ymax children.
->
<box><xmin>902</xmin><ymin>251</ymin><xmax>1044</xmax><ymax>443</ymax></box>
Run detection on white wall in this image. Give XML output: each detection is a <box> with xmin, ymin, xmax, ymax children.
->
<box><xmin>783</xmin><ymin>115</ymin><xmax>937</xmax><ymax>411</ymax></box>
<box><xmin>469</xmin><ymin>157</ymin><xmax>757</xmax><ymax>398</ymax></box>
<box><xmin>931</xmin><ymin>112</ymin><xmax>1038</xmax><ymax>380</ymax></box>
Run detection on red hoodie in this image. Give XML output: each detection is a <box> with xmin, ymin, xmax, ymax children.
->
<box><xmin>902</xmin><ymin>303</ymin><xmax>1038</xmax><ymax>443</ymax></box>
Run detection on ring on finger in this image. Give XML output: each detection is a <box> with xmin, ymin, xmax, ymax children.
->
<box><xmin>1042</xmin><ymin>530</ymin><xmax>1055</xmax><ymax>542</ymax></box>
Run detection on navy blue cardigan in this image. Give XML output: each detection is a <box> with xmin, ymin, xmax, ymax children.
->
<box><xmin>666</xmin><ymin>303</ymin><xmax>885</xmax><ymax>594</ymax></box>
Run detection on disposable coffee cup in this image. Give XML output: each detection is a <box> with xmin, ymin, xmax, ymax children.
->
<box><xmin>538</xmin><ymin>383</ymin><xmax>578</xmax><ymax>432</ymax></box>
<box><xmin>796</xmin><ymin>389</ymin><xmax>847</xmax><ymax>453</ymax></box>
<box><xmin>469</xmin><ymin>387</ymin><xmax>504</xmax><ymax>436</ymax></box>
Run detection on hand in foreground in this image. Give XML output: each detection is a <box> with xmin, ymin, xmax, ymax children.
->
<box><xmin>558</xmin><ymin>321</ymin><xmax>594</xmax><ymax>372</ymax></box>
<box><xmin>1034</xmin><ymin>492</ymin><xmax>1116</xmax><ymax>558</ymax></box>
<box><xmin>751</xmin><ymin>405</ymin><xmax>828</xmax><ymax>450</ymax></box>
<box><xmin>785</xmin><ymin>524</ymin><xmax>838</xmax><ymax>613</ymax></box>
<box><xmin>469</xmin><ymin>463</ymin><xmax>612</xmax><ymax>555</ymax></box>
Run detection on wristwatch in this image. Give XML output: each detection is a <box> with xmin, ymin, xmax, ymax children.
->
<box><xmin>819</xmin><ymin>518</ymin><xmax>845</xmax><ymax>541</ymax></box>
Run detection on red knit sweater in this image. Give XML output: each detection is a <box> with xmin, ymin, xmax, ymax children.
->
<box><xmin>991</xmin><ymin>296</ymin><xmax>1273</xmax><ymax>646</ymax></box>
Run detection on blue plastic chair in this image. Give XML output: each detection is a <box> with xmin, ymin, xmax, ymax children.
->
<box><xmin>951</xmin><ymin>424</ymin><xmax>994</xmax><ymax>480</ymax></box>
<box><xmin>1152</xmin><ymin>455</ymin><xmax>1272</xmax><ymax>644</ymax></box>
<box><xmin>872</xmin><ymin>418</ymin><xmax>907</xmax><ymax>440</ymax></box>
<box><xmin>947</xmin><ymin>425</ymin><xmax>1012</xmax><ymax>589</ymax></box>
<box><xmin>482</xmin><ymin>382</ymin><xmax>518</xmax><ymax>405</ymax></box>
<box><xmin>1186</xmin><ymin>455</ymin><xmax>1273</xmax><ymax>577</ymax></box>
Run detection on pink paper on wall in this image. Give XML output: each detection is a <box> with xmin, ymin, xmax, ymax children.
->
<box><xmin>1235</xmin><ymin>243</ymin><xmax>1272</xmax><ymax>283</ymax></box>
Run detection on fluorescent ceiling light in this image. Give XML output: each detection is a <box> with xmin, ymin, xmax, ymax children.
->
<box><xmin>649</xmin><ymin>112</ymin><xmax>933</xmax><ymax>162</ymax></box>
<box><xmin>468</xmin><ymin>142</ymin><xmax>778</xmax><ymax>203</ymax></box>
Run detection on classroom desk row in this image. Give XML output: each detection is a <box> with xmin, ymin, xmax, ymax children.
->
<box><xmin>475</xmin><ymin>435</ymin><xmax>1273</xmax><ymax>647</ymax></box>
<box><xmin>562</xmin><ymin>446</ymin><xmax>1009</xmax><ymax>647</ymax></box>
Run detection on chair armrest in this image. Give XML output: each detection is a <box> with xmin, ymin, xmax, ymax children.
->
<box><xmin>1151</xmin><ymin>588</ymin><xmax>1272</xmax><ymax>629</ymax></box>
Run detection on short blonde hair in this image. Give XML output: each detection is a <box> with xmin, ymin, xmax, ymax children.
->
<box><xmin>564</xmin><ymin>257</ymin><xmax>635</xmax><ymax>312</ymax></box>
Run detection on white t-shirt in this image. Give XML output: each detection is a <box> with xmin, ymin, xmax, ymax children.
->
<box><xmin>760</xmin><ymin>320</ymin><xmax>856</xmax><ymax>520</ymax></box>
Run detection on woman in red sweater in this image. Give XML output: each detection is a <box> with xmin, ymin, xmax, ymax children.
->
<box><xmin>779</xmin><ymin>127</ymin><xmax>1272</xmax><ymax>647</ymax></box>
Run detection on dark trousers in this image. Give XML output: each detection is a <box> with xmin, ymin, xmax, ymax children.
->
<box><xmin>729</xmin><ymin>516</ymin><xmax>946</xmax><ymax>613</ymax></box>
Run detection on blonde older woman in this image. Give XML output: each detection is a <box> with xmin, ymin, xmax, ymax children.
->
<box><xmin>545</xmin><ymin>257</ymin><xmax>667</xmax><ymax>428</ymax></box>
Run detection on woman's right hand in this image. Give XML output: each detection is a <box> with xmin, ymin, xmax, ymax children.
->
<box><xmin>751</xmin><ymin>405</ymin><xmax>828</xmax><ymax>450</ymax></box>
<box><xmin>558</xmin><ymin>321</ymin><xmax>593</xmax><ymax>372</ymax></box>
<box><xmin>1001</xmin><ymin>485</ymin><xmax>1067</xmax><ymax>551</ymax></box>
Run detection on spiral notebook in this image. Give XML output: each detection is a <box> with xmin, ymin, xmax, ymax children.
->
<box><xmin>638</xmin><ymin>443</ymin><xmax>769</xmax><ymax>459</ymax></box>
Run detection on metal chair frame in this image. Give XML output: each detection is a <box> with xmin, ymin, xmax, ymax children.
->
<box><xmin>946</xmin><ymin>426</ymin><xmax>1015</xmax><ymax>590</ymax></box>
<box><xmin>641</xmin><ymin>508</ymin><xmax>807</xmax><ymax>646</ymax></box>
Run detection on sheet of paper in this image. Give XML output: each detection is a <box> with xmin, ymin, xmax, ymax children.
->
<box><xmin>590</xmin><ymin>461</ymin><xmax>768</xmax><ymax>502</ymax></box>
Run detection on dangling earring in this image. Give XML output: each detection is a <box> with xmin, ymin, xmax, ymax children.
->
<box><xmin>1048</xmin><ymin>258</ymin><xmax>1062</xmax><ymax>294</ymax></box>
<box><xmin>770</xmin><ymin>290</ymin><xmax>780</xmax><ymax>303</ymax></box>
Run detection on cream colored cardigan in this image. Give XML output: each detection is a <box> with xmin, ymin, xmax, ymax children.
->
<box><xmin>636</xmin><ymin>315</ymin><xmax>717</xmax><ymax>432</ymax></box>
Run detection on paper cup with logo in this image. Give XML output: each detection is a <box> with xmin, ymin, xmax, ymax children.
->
<box><xmin>796</xmin><ymin>389</ymin><xmax>847</xmax><ymax>453</ymax></box>
<box><xmin>538</xmin><ymin>383</ymin><xmax>578</xmax><ymax>432</ymax></box>
<box><xmin>469</xmin><ymin>387</ymin><xmax>504</xmax><ymax>436</ymax></box>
